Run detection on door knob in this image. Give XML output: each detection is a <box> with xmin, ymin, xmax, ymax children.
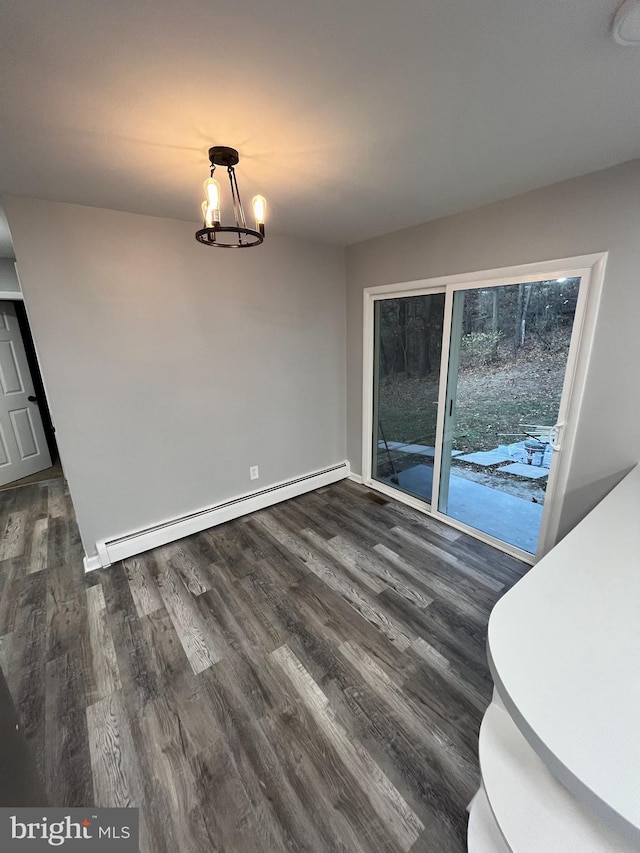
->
<box><xmin>27</xmin><ymin>395</ymin><xmax>37</xmax><ymax>403</ymax></box>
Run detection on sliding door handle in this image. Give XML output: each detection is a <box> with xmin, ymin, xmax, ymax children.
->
<box><xmin>549</xmin><ymin>422</ymin><xmax>564</xmax><ymax>452</ymax></box>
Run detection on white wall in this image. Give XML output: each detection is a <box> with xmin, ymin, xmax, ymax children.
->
<box><xmin>0</xmin><ymin>258</ymin><xmax>20</xmax><ymax>293</ymax></box>
<box><xmin>346</xmin><ymin>160</ymin><xmax>640</xmax><ymax>540</ymax></box>
<box><xmin>4</xmin><ymin>197</ymin><xmax>346</xmax><ymax>557</ymax></box>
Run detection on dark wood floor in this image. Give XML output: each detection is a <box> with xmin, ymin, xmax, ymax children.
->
<box><xmin>0</xmin><ymin>476</ymin><xmax>528</xmax><ymax>852</ymax></box>
<box><xmin>0</xmin><ymin>460</ymin><xmax>64</xmax><ymax>492</ymax></box>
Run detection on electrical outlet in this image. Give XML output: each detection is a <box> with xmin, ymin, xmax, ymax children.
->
<box><xmin>250</xmin><ymin>465</ymin><xmax>259</xmax><ymax>480</ymax></box>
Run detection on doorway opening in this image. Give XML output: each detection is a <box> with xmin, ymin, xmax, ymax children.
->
<box><xmin>0</xmin><ymin>299</ymin><xmax>61</xmax><ymax>490</ymax></box>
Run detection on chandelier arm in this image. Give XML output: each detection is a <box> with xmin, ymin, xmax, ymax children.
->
<box><xmin>226</xmin><ymin>167</ymin><xmax>242</xmax><ymax>244</ymax></box>
<box><xmin>230</xmin><ymin>166</ymin><xmax>248</xmax><ymax>230</ymax></box>
<box><xmin>238</xmin><ymin>174</ymin><xmax>248</xmax><ymax>229</ymax></box>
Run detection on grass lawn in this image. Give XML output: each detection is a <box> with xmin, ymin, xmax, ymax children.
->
<box><xmin>377</xmin><ymin>349</ymin><xmax>566</xmax><ymax>454</ymax></box>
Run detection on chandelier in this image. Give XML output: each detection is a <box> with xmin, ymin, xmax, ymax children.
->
<box><xmin>195</xmin><ymin>146</ymin><xmax>266</xmax><ymax>248</ymax></box>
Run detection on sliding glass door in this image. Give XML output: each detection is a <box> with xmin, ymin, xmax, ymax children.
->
<box><xmin>436</xmin><ymin>278</ymin><xmax>581</xmax><ymax>553</ymax></box>
<box><xmin>372</xmin><ymin>293</ymin><xmax>445</xmax><ymax>504</ymax></box>
<box><xmin>366</xmin><ymin>266</ymin><xmax>593</xmax><ymax>559</ymax></box>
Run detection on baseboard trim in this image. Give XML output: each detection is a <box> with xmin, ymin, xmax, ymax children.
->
<box><xmin>86</xmin><ymin>461</ymin><xmax>350</xmax><ymax>571</ymax></box>
<box><xmin>348</xmin><ymin>472</ymin><xmax>364</xmax><ymax>484</ymax></box>
<box><xmin>83</xmin><ymin>554</ymin><xmax>103</xmax><ymax>573</ymax></box>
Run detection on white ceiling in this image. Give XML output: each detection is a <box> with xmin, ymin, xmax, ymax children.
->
<box><xmin>1</xmin><ymin>0</ymin><xmax>640</xmax><ymax>246</ymax></box>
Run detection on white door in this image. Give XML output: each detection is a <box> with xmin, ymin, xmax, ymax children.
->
<box><xmin>0</xmin><ymin>301</ymin><xmax>51</xmax><ymax>486</ymax></box>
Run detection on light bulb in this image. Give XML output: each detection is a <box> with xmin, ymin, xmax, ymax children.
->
<box><xmin>204</xmin><ymin>177</ymin><xmax>220</xmax><ymax>209</ymax></box>
<box><xmin>201</xmin><ymin>200</ymin><xmax>213</xmax><ymax>229</ymax></box>
<box><xmin>252</xmin><ymin>195</ymin><xmax>267</xmax><ymax>235</ymax></box>
<box><xmin>203</xmin><ymin>177</ymin><xmax>221</xmax><ymax>224</ymax></box>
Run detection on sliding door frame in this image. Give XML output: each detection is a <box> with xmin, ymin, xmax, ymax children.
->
<box><xmin>362</xmin><ymin>252</ymin><xmax>608</xmax><ymax>563</ymax></box>
<box><xmin>367</xmin><ymin>286</ymin><xmax>447</xmax><ymax>506</ymax></box>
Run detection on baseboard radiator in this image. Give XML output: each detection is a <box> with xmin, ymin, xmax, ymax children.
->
<box><xmin>84</xmin><ymin>460</ymin><xmax>350</xmax><ymax>572</ymax></box>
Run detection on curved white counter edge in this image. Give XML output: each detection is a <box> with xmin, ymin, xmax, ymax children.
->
<box><xmin>470</xmin><ymin>464</ymin><xmax>640</xmax><ymax>850</ymax></box>
<box><xmin>476</xmin><ymin>696</ymin><xmax>636</xmax><ymax>852</ymax></box>
<box><xmin>487</xmin><ymin>648</ymin><xmax>636</xmax><ymax>845</ymax></box>
<box><xmin>467</xmin><ymin>783</ymin><xmax>511</xmax><ymax>853</ymax></box>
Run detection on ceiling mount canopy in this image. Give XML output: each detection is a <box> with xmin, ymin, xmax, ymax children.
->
<box><xmin>196</xmin><ymin>146</ymin><xmax>266</xmax><ymax>248</ymax></box>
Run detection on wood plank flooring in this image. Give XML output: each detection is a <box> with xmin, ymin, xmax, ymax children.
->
<box><xmin>0</xmin><ymin>476</ymin><xmax>528</xmax><ymax>852</ymax></box>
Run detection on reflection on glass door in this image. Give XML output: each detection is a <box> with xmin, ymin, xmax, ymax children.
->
<box><xmin>437</xmin><ymin>277</ymin><xmax>581</xmax><ymax>553</ymax></box>
<box><xmin>372</xmin><ymin>292</ymin><xmax>445</xmax><ymax>504</ymax></box>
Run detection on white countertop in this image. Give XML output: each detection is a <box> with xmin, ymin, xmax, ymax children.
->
<box><xmin>479</xmin><ymin>700</ymin><xmax>636</xmax><ymax>852</ymax></box>
<box><xmin>488</xmin><ymin>464</ymin><xmax>640</xmax><ymax>845</ymax></box>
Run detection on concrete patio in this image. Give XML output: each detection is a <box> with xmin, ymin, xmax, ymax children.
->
<box><xmin>384</xmin><ymin>464</ymin><xmax>542</xmax><ymax>553</ymax></box>
<box><xmin>376</xmin><ymin>439</ymin><xmax>547</xmax><ymax>552</ymax></box>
